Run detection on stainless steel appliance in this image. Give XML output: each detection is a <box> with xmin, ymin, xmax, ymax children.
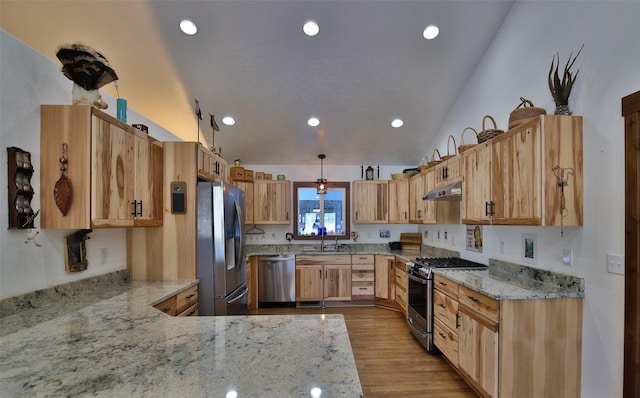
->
<box><xmin>258</xmin><ymin>255</ymin><xmax>296</xmax><ymax>304</ymax></box>
<box><xmin>196</xmin><ymin>181</ymin><xmax>248</xmax><ymax>316</ymax></box>
<box><xmin>406</xmin><ymin>257</ymin><xmax>487</xmax><ymax>352</ymax></box>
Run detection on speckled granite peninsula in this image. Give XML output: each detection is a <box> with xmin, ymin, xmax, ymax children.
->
<box><xmin>0</xmin><ymin>277</ymin><xmax>363</xmax><ymax>397</ymax></box>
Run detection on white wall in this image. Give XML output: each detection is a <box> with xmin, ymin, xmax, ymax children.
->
<box><xmin>0</xmin><ymin>31</ymin><xmax>180</xmax><ymax>298</ymax></box>
<box><xmin>420</xmin><ymin>2</ymin><xmax>640</xmax><ymax>397</ymax></box>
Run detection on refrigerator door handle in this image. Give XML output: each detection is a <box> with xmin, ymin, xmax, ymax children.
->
<box><xmin>235</xmin><ymin>198</ymin><xmax>245</xmax><ymax>266</ymax></box>
<box><xmin>227</xmin><ymin>286</ymin><xmax>248</xmax><ymax>304</ymax></box>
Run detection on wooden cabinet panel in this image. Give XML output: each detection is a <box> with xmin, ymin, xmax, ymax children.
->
<box><xmin>434</xmin><ymin>274</ymin><xmax>460</xmax><ymax>299</ymax></box>
<box><xmin>351</xmin><ymin>256</ymin><xmax>374</xmax><ymax>300</ymax></box>
<box><xmin>459</xmin><ymin>309</ymin><xmax>499</xmax><ymax>398</ymax></box>
<box><xmin>295</xmin><ymin>265</ymin><xmax>324</xmax><ymax>301</ymax></box>
<box><xmin>459</xmin><ymin>286</ymin><xmax>499</xmax><ymax>323</ymax></box>
<box><xmin>434</xmin><ymin>289</ymin><xmax>459</xmax><ymax>331</ymax></box>
<box><xmin>434</xmin><ymin>317</ymin><xmax>459</xmax><ymax>366</ymax></box>
<box><xmin>388</xmin><ymin>180</ymin><xmax>409</xmax><ymax>223</ymax></box>
<box><xmin>435</xmin><ymin>157</ymin><xmax>461</xmax><ymax>186</ymax></box>
<box><xmin>374</xmin><ymin>255</ymin><xmax>395</xmax><ymax>304</ymax></box>
<box><xmin>234</xmin><ymin>181</ymin><xmax>255</xmax><ymax>224</ymax></box>
<box><xmin>197</xmin><ymin>145</ymin><xmax>227</xmax><ymax>182</ymax></box>
<box><xmin>462</xmin><ymin>141</ymin><xmax>493</xmax><ymax>224</ymax></box>
<box><xmin>176</xmin><ymin>285</ymin><xmax>198</xmax><ymax>314</ymax></box>
<box><xmin>41</xmin><ymin>105</ymin><xmax>163</xmax><ymax>229</ymax></box>
<box><xmin>254</xmin><ymin>180</ymin><xmax>290</xmax><ymax>224</ymax></box>
<box><xmin>352</xmin><ymin>180</ymin><xmax>388</xmax><ymax>223</ymax></box>
<box><xmin>154</xmin><ymin>296</ymin><xmax>177</xmax><ymax>316</ymax></box>
<box><xmin>324</xmin><ymin>264</ymin><xmax>352</xmax><ymax>301</ymax></box>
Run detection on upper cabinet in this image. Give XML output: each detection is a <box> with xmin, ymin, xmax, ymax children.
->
<box><xmin>462</xmin><ymin>115</ymin><xmax>583</xmax><ymax>226</ymax></box>
<box><xmin>41</xmin><ymin>105</ymin><xmax>163</xmax><ymax>229</ymax></box>
<box><xmin>388</xmin><ymin>179</ymin><xmax>409</xmax><ymax>224</ymax></box>
<box><xmin>197</xmin><ymin>145</ymin><xmax>227</xmax><ymax>182</ymax></box>
<box><xmin>233</xmin><ymin>181</ymin><xmax>255</xmax><ymax>225</ymax></box>
<box><xmin>253</xmin><ymin>180</ymin><xmax>291</xmax><ymax>224</ymax></box>
<box><xmin>435</xmin><ymin>157</ymin><xmax>461</xmax><ymax>187</ymax></box>
<box><xmin>409</xmin><ymin>171</ymin><xmax>436</xmax><ymax>224</ymax></box>
<box><xmin>352</xmin><ymin>180</ymin><xmax>388</xmax><ymax>224</ymax></box>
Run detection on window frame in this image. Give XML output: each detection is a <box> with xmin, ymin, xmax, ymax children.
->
<box><xmin>292</xmin><ymin>181</ymin><xmax>350</xmax><ymax>241</ymax></box>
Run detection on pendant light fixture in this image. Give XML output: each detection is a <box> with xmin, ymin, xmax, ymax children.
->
<box><xmin>316</xmin><ymin>154</ymin><xmax>327</xmax><ymax>194</ymax></box>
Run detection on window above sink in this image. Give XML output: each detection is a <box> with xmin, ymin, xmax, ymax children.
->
<box><xmin>293</xmin><ymin>181</ymin><xmax>350</xmax><ymax>241</ymax></box>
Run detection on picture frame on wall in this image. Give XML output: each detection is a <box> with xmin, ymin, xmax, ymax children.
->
<box><xmin>522</xmin><ymin>233</ymin><xmax>537</xmax><ymax>265</ymax></box>
<box><xmin>466</xmin><ymin>225</ymin><xmax>483</xmax><ymax>253</ymax></box>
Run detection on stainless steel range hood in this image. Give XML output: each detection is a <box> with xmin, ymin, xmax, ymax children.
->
<box><xmin>423</xmin><ymin>181</ymin><xmax>462</xmax><ymax>201</ymax></box>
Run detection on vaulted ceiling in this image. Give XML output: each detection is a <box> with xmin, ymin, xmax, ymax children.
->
<box><xmin>1</xmin><ymin>0</ymin><xmax>514</xmax><ymax>165</ymax></box>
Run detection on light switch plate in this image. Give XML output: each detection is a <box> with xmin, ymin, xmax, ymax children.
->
<box><xmin>607</xmin><ymin>253</ymin><xmax>624</xmax><ymax>275</ymax></box>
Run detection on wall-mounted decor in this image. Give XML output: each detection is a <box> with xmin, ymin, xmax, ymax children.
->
<box><xmin>522</xmin><ymin>233</ymin><xmax>537</xmax><ymax>265</ymax></box>
<box><xmin>7</xmin><ymin>147</ymin><xmax>36</xmax><ymax>229</ymax></box>
<box><xmin>466</xmin><ymin>225</ymin><xmax>483</xmax><ymax>253</ymax></box>
<box><xmin>64</xmin><ymin>229</ymin><xmax>91</xmax><ymax>272</ymax></box>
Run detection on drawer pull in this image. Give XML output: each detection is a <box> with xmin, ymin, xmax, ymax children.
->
<box><xmin>186</xmin><ymin>310</ymin><xmax>196</xmax><ymax>316</ymax></box>
<box><xmin>162</xmin><ymin>307</ymin><xmax>171</xmax><ymax>313</ymax></box>
<box><xmin>467</xmin><ymin>295</ymin><xmax>480</xmax><ymax>303</ymax></box>
<box><xmin>456</xmin><ymin>313</ymin><xmax>460</xmax><ymax>328</ymax></box>
<box><xmin>439</xmin><ymin>281</ymin><xmax>447</xmax><ymax>286</ymax></box>
<box><xmin>359</xmin><ymin>287</ymin><xmax>367</xmax><ymax>290</ymax></box>
<box><xmin>438</xmin><ymin>332</ymin><xmax>447</xmax><ymax>339</ymax></box>
<box><xmin>186</xmin><ymin>293</ymin><xmax>196</xmax><ymax>299</ymax></box>
<box><xmin>438</xmin><ymin>303</ymin><xmax>446</xmax><ymax>309</ymax></box>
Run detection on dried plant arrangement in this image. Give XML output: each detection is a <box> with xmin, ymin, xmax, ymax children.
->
<box><xmin>548</xmin><ymin>44</ymin><xmax>584</xmax><ymax>115</ymax></box>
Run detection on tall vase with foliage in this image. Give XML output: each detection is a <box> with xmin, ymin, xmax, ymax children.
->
<box><xmin>548</xmin><ymin>44</ymin><xmax>583</xmax><ymax>115</ymax></box>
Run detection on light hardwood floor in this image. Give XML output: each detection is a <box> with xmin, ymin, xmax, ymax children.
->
<box><xmin>250</xmin><ymin>306</ymin><xmax>477</xmax><ymax>398</ymax></box>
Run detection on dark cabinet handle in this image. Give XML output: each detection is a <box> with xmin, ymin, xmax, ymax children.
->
<box><xmin>456</xmin><ymin>313</ymin><xmax>460</xmax><ymax>328</ymax></box>
<box><xmin>439</xmin><ymin>281</ymin><xmax>447</xmax><ymax>286</ymax></box>
<box><xmin>186</xmin><ymin>293</ymin><xmax>196</xmax><ymax>299</ymax></box>
<box><xmin>186</xmin><ymin>310</ymin><xmax>196</xmax><ymax>316</ymax></box>
<box><xmin>161</xmin><ymin>307</ymin><xmax>171</xmax><ymax>313</ymax></box>
<box><xmin>131</xmin><ymin>201</ymin><xmax>137</xmax><ymax>216</ymax></box>
<box><xmin>137</xmin><ymin>201</ymin><xmax>143</xmax><ymax>217</ymax></box>
<box><xmin>438</xmin><ymin>332</ymin><xmax>447</xmax><ymax>339</ymax></box>
<box><xmin>467</xmin><ymin>295</ymin><xmax>480</xmax><ymax>303</ymax></box>
<box><xmin>438</xmin><ymin>303</ymin><xmax>446</xmax><ymax>308</ymax></box>
<box><xmin>485</xmin><ymin>201</ymin><xmax>490</xmax><ymax>217</ymax></box>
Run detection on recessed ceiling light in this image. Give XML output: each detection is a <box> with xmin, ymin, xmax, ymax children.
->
<box><xmin>423</xmin><ymin>25</ymin><xmax>439</xmax><ymax>40</ymax></box>
<box><xmin>180</xmin><ymin>19</ymin><xmax>198</xmax><ymax>35</ymax></box>
<box><xmin>222</xmin><ymin>116</ymin><xmax>236</xmax><ymax>126</ymax></box>
<box><xmin>308</xmin><ymin>117</ymin><xmax>320</xmax><ymax>127</ymax></box>
<box><xmin>303</xmin><ymin>21</ymin><xmax>319</xmax><ymax>37</ymax></box>
<box><xmin>391</xmin><ymin>119</ymin><xmax>404</xmax><ymax>128</ymax></box>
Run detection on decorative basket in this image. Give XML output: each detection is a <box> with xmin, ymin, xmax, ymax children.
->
<box><xmin>418</xmin><ymin>165</ymin><xmax>429</xmax><ymax>174</ymax></box>
<box><xmin>440</xmin><ymin>135</ymin><xmax>457</xmax><ymax>161</ymax></box>
<box><xmin>427</xmin><ymin>149</ymin><xmax>442</xmax><ymax>168</ymax></box>
<box><xmin>458</xmin><ymin>127</ymin><xmax>478</xmax><ymax>153</ymax></box>
<box><xmin>391</xmin><ymin>173</ymin><xmax>410</xmax><ymax>180</ymax></box>
<box><xmin>509</xmin><ymin>97</ymin><xmax>547</xmax><ymax>129</ymax></box>
<box><xmin>477</xmin><ymin>115</ymin><xmax>504</xmax><ymax>143</ymax></box>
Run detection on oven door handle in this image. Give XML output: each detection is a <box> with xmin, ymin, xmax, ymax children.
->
<box><xmin>407</xmin><ymin>272</ymin><xmax>429</xmax><ymax>284</ymax></box>
<box><xmin>407</xmin><ymin>317</ymin><xmax>428</xmax><ymax>337</ymax></box>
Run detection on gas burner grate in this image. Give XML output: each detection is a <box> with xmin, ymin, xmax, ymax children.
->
<box><xmin>414</xmin><ymin>257</ymin><xmax>487</xmax><ymax>270</ymax></box>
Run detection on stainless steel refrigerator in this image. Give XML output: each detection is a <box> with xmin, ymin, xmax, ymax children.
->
<box><xmin>196</xmin><ymin>181</ymin><xmax>248</xmax><ymax>316</ymax></box>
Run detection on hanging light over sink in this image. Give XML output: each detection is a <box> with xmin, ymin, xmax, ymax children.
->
<box><xmin>316</xmin><ymin>154</ymin><xmax>327</xmax><ymax>194</ymax></box>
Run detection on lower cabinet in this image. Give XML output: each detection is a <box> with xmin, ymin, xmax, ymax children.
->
<box><xmin>295</xmin><ymin>255</ymin><xmax>352</xmax><ymax>304</ymax></box>
<box><xmin>374</xmin><ymin>255</ymin><xmax>396</xmax><ymax>308</ymax></box>
<box><xmin>434</xmin><ymin>274</ymin><xmax>582</xmax><ymax>398</ymax></box>
<box><xmin>153</xmin><ymin>284</ymin><xmax>199</xmax><ymax>317</ymax></box>
<box><xmin>394</xmin><ymin>258</ymin><xmax>408</xmax><ymax>317</ymax></box>
<box><xmin>351</xmin><ymin>254</ymin><xmax>375</xmax><ymax>300</ymax></box>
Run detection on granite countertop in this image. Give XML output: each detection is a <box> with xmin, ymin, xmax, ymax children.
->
<box><xmin>434</xmin><ymin>259</ymin><xmax>585</xmax><ymax>300</ymax></box>
<box><xmin>0</xmin><ymin>280</ymin><xmax>362</xmax><ymax>397</ymax></box>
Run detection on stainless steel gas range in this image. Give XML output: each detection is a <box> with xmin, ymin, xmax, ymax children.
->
<box><xmin>406</xmin><ymin>257</ymin><xmax>488</xmax><ymax>352</ymax></box>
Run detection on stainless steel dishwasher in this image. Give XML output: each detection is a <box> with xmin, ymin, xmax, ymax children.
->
<box><xmin>258</xmin><ymin>255</ymin><xmax>296</xmax><ymax>304</ymax></box>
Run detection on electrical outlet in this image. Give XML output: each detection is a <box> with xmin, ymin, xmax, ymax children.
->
<box><xmin>271</xmin><ymin>232</ymin><xmax>276</xmax><ymax>239</ymax></box>
<box><xmin>444</xmin><ymin>231</ymin><xmax>448</xmax><ymax>240</ymax></box>
<box><xmin>424</xmin><ymin>231</ymin><xmax>428</xmax><ymax>239</ymax></box>
<box><xmin>437</xmin><ymin>230</ymin><xmax>441</xmax><ymax>240</ymax></box>
<box><xmin>607</xmin><ymin>253</ymin><xmax>624</xmax><ymax>275</ymax></box>
<box><xmin>562</xmin><ymin>249</ymin><xmax>573</xmax><ymax>266</ymax></box>
<box><xmin>500</xmin><ymin>241</ymin><xmax>505</xmax><ymax>254</ymax></box>
<box><xmin>100</xmin><ymin>248</ymin><xmax>108</xmax><ymax>265</ymax></box>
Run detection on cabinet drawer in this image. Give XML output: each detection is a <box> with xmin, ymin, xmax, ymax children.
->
<box><xmin>154</xmin><ymin>296</ymin><xmax>177</xmax><ymax>316</ymax></box>
<box><xmin>396</xmin><ymin>285</ymin><xmax>407</xmax><ymax>306</ymax></box>
<box><xmin>176</xmin><ymin>285</ymin><xmax>198</xmax><ymax>314</ymax></box>
<box><xmin>351</xmin><ymin>254</ymin><xmax>374</xmax><ymax>264</ymax></box>
<box><xmin>296</xmin><ymin>254</ymin><xmax>351</xmax><ymax>265</ymax></box>
<box><xmin>434</xmin><ymin>289</ymin><xmax>459</xmax><ymax>330</ymax></box>
<box><xmin>395</xmin><ymin>269</ymin><xmax>407</xmax><ymax>290</ymax></box>
<box><xmin>352</xmin><ymin>269</ymin><xmax>374</xmax><ymax>282</ymax></box>
<box><xmin>434</xmin><ymin>317</ymin><xmax>459</xmax><ymax>366</ymax></box>
<box><xmin>352</xmin><ymin>282</ymin><xmax>374</xmax><ymax>298</ymax></box>
<box><xmin>459</xmin><ymin>285</ymin><xmax>499</xmax><ymax>323</ymax></box>
<box><xmin>178</xmin><ymin>303</ymin><xmax>199</xmax><ymax>317</ymax></box>
<box><xmin>434</xmin><ymin>274</ymin><xmax>459</xmax><ymax>299</ymax></box>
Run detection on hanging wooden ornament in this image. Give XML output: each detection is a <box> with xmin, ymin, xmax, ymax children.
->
<box><xmin>54</xmin><ymin>143</ymin><xmax>72</xmax><ymax>216</ymax></box>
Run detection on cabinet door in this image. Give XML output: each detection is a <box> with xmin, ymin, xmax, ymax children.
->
<box><xmin>423</xmin><ymin>170</ymin><xmax>437</xmax><ymax>224</ymax></box>
<box><xmin>133</xmin><ymin>136</ymin><xmax>163</xmax><ymax>226</ymax></box>
<box><xmin>388</xmin><ymin>180</ymin><xmax>409</xmax><ymax>223</ymax></box>
<box><xmin>197</xmin><ymin>146</ymin><xmax>227</xmax><ymax>182</ymax></box>
<box><xmin>254</xmin><ymin>180</ymin><xmax>290</xmax><ymax>224</ymax></box>
<box><xmin>462</xmin><ymin>142</ymin><xmax>493</xmax><ymax>224</ymax></box>
<box><xmin>374</xmin><ymin>255</ymin><xmax>395</xmax><ymax>302</ymax></box>
<box><xmin>295</xmin><ymin>265</ymin><xmax>323</xmax><ymax>301</ymax></box>
<box><xmin>492</xmin><ymin>123</ymin><xmax>541</xmax><ymax>225</ymax></box>
<box><xmin>408</xmin><ymin>174</ymin><xmax>425</xmax><ymax>223</ymax></box>
<box><xmin>324</xmin><ymin>264</ymin><xmax>352</xmax><ymax>301</ymax></box>
<box><xmin>234</xmin><ymin>181</ymin><xmax>255</xmax><ymax>224</ymax></box>
<box><xmin>435</xmin><ymin>157</ymin><xmax>461</xmax><ymax>186</ymax></box>
<box><xmin>91</xmin><ymin>116</ymin><xmax>135</xmax><ymax>227</ymax></box>
<box><xmin>459</xmin><ymin>309</ymin><xmax>499</xmax><ymax>398</ymax></box>
<box><xmin>353</xmin><ymin>181</ymin><xmax>388</xmax><ymax>223</ymax></box>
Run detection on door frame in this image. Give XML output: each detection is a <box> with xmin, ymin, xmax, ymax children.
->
<box><xmin>622</xmin><ymin>90</ymin><xmax>640</xmax><ymax>398</ymax></box>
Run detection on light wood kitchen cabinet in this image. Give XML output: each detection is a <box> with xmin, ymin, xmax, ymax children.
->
<box><xmin>388</xmin><ymin>180</ymin><xmax>409</xmax><ymax>223</ymax></box>
<box><xmin>233</xmin><ymin>181</ymin><xmax>255</xmax><ymax>224</ymax></box>
<box><xmin>295</xmin><ymin>255</ymin><xmax>351</xmax><ymax>303</ymax></box>
<box><xmin>462</xmin><ymin>115</ymin><xmax>583</xmax><ymax>226</ymax></box>
<box><xmin>351</xmin><ymin>254</ymin><xmax>375</xmax><ymax>300</ymax></box>
<box><xmin>41</xmin><ymin>105</ymin><xmax>163</xmax><ymax>229</ymax></box>
<box><xmin>154</xmin><ymin>285</ymin><xmax>199</xmax><ymax>317</ymax></box>
<box><xmin>394</xmin><ymin>258</ymin><xmax>408</xmax><ymax>316</ymax></box>
<box><xmin>374</xmin><ymin>255</ymin><xmax>396</xmax><ymax>308</ymax></box>
<box><xmin>435</xmin><ymin>157</ymin><xmax>461</xmax><ymax>187</ymax></box>
<box><xmin>436</xmin><ymin>274</ymin><xmax>583</xmax><ymax>398</ymax></box>
<box><xmin>197</xmin><ymin>145</ymin><xmax>227</xmax><ymax>182</ymax></box>
<box><xmin>254</xmin><ymin>180</ymin><xmax>291</xmax><ymax>224</ymax></box>
<box><xmin>409</xmin><ymin>172</ymin><xmax>436</xmax><ymax>224</ymax></box>
<box><xmin>352</xmin><ymin>180</ymin><xmax>388</xmax><ymax>223</ymax></box>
